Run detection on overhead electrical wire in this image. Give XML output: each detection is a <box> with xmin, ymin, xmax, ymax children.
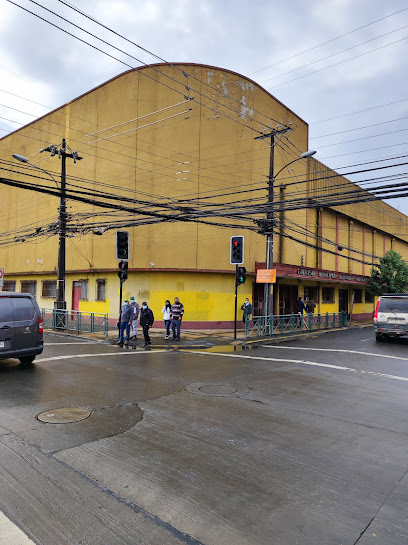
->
<box><xmin>8</xmin><ymin>0</ymin><xmax>273</xmax><ymax>137</ymax></box>
<box><xmin>267</xmin><ymin>33</ymin><xmax>408</xmax><ymax>90</ymax></box>
<box><xmin>259</xmin><ymin>23</ymin><xmax>408</xmax><ymax>85</ymax></box>
<box><xmin>249</xmin><ymin>7</ymin><xmax>408</xmax><ymax>75</ymax></box>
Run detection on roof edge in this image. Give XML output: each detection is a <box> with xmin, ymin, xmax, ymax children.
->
<box><xmin>0</xmin><ymin>62</ymin><xmax>308</xmax><ymax>141</ymax></box>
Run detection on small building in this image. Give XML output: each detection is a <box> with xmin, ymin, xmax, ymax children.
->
<box><xmin>1</xmin><ymin>63</ymin><xmax>407</xmax><ymax>326</ymax></box>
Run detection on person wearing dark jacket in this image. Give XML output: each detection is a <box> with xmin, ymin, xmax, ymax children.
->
<box><xmin>117</xmin><ymin>299</ymin><xmax>133</xmax><ymax>346</ymax></box>
<box><xmin>296</xmin><ymin>297</ymin><xmax>306</xmax><ymax>314</ymax></box>
<box><xmin>139</xmin><ymin>302</ymin><xmax>154</xmax><ymax>346</ymax></box>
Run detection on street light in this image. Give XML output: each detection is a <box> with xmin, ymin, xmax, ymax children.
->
<box><xmin>12</xmin><ymin>154</ymin><xmax>59</xmax><ymax>187</ymax></box>
<box><xmin>254</xmin><ymin>131</ymin><xmax>316</xmax><ymax>318</ymax></box>
<box><xmin>12</xmin><ymin>139</ymin><xmax>82</xmax><ymax>315</ymax></box>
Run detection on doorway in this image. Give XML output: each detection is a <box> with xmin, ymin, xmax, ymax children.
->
<box><xmin>279</xmin><ymin>284</ymin><xmax>298</xmax><ymax>315</ymax></box>
<box><xmin>338</xmin><ymin>288</ymin><xmax>349</xmax><ymax>314</ymax></box>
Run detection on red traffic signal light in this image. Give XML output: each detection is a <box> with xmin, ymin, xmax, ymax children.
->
<box><xmin>230</xmin><ymin>235</ymin><xmax>244</xmax><ymax>264</ymax></box>
<box><xmin>118</xmin><ymin>260</ymin><xmax>128</xmax><ymax>282</ymax></box>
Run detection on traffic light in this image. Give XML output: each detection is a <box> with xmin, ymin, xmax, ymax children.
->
<box><xmin>230</xmin><ymin>235</ymin><xmax>244</xmax><ymax>264</ymax></box>
<box><xmin>118</xmin><ymin>260</ymin><xmax>128</xmax><ymax>282</ymax></box>
<box><xmin>236</xmin><ymin>266</ymin><xmax>246</xmax><ymax>285</ymax></box>
<box><xmin>116</xmin><ymin>231</ymin><xmax>129</xmax><ymax>260</ymax></box>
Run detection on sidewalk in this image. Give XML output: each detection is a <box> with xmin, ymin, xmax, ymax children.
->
<box><xmin>106</xmin><ymin>320</ymin><xmax>373</xmax><ymax>349</ymax></box>
<box><xmin>44</xmin><ymin>321</ymin><xmax>373</xmax><ymax>349</ymax></box>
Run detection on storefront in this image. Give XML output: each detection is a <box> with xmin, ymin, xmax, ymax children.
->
<box><xmin>254</xmin><ymin>263</ymin><xmax>373</xmax><ymax>319</ymax></box>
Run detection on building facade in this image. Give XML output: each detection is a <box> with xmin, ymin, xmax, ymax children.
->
<box><xmin>1</xmin><ymin>63</ymin><xmax>407</xmax><ymax>326</ymax></box>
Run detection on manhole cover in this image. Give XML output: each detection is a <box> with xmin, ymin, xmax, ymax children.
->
<box><xmin>199</xmin><ymin>385</ymin><xmax>238</xmax><ymax>395</ymax></box>
<box><xmin>37</xmin><ymin>407</ymin><xmax>91</xmax><ymax>424</ymax></box>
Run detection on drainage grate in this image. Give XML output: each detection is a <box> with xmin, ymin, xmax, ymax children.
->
<box><xmin>37</xmin><ymin>407</ymin><xmax>91</xmax><ymax>424</ymax></box>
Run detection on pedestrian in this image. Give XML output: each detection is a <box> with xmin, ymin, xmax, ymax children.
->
<box><xmin>296</xmin><ymin>296</ymin><xmax>306</xmax><ymax>314</ymax></box>
<box><xmin>117</xmin><ymin>299</ymin><xmax>133</xmax><ymax>346</ymax></box>
<box><xmin>139</xmin><ymin>302</ymin><xmax>154</xmax><ymax>346</ymax></box>
<box><xmin>170</xmin><ymin>296</ymin><xmax>184</xmax><ymax>341</ymax></box>
<box><xmin>241</xmin><ymin>297</ymin><xmax>253</xmax><ymax>323</ymax></box>
<box><xmin>130</xmin><ymin>296</ymin><xmax>140</xmax><ymax>340</ymax></box>
<box><xmin>305</xmin><ymin>298</ymin><xmax>316</xmax><ymax>314</ymax></box>
<box><xmin>161</xmin><ymin>299</ymin><xmax>171</xmax><ymax>339</ymax></box>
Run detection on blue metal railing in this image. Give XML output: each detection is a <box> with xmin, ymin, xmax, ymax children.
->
<box><xmin>41</xmin><ymin>308</ymin><xmax>109</xmax><ymax>338</ymax></box>
<box><xmin>245</xmin><ymin>311</ymin><xmax>348</xmax><ymax>339</ymax></box>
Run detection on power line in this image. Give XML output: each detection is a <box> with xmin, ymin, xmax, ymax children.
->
<box><xmin>259</xmin><ymin>23</ymin><xmax>408</xmax><ymax>85</ymax></box>
<box><xmin>267</xmin><ymin>34</ymin><xmax>408</xmax><ymax>90</ymax></box>
<box><xmin>249</xmin><ymin>7</ymin><xmax>408</xmax><ymax>75</ymax></box>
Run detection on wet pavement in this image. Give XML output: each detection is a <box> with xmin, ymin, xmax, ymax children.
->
<box><xmin>1</xmin><ymin>327</ymin><xmax>408</xmax><ymax>544</ymax></box>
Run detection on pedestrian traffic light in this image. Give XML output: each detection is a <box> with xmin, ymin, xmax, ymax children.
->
<box><xmin>116</xmin><ymin>231</ymin><xmax>129</xmax><ymax>260</ymax></box>
<box><xmin>118</xmin><ymin>260</ymin><xmax>128</xmax><ymax>282</ymax></box>
<box><xmin>236</xmin><ymin>266</ymin><xmax>246</xmax><ymax>285</ymax></box>
<box><xmin>230</xmin><ymin>235</ymin><xmax>244</xmax><ymax>264</ymax></box>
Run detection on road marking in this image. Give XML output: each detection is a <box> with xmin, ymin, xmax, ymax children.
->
<box><xmin>262</xmin><ymin>345</ymin><xmax>408</xmax><ymax>361</ymax></box>
<box><xmin>36</xmin><ymin>350</ymin><xmax>166</xmax><ymax>363</ymax></box>
<box><xmin>360</xmin><ymin>339</ymin><xmax>372</xmax><ymax>342</ymax></box>
<box><xmin>45</xmin><ymin>342</ymin><xmax>100</xmax><ymax>345</ymax></box>
<box><xmin>0</xmin><ymin>511</ymin><xmax>35</xmax><ymax>544</ymax></box>
<box><xmin>187</xmin><ymin>351</ymin><xmax>408</xmax><ymax>383</ymax></box>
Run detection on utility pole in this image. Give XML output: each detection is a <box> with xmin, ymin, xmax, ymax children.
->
<box><xmin>40</xmin><ymin>139</ymin><xmax>82</xmax><ymax>315</ymax></box>
<box><xmin>255</xmin><ymin>127</ymin><xmax>291</xmax><ymax>319</ymax></box>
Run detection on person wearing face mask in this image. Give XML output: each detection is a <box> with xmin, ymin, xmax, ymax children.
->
<box><xmin>139</xmin><ymin>302</ymin><xmax>154</xmax><ymax>346</ymax></box>
<box><xmin>117</xmin><ymin>299</ymin><xmax>133</xmax><ymax>346</ymax></box>
<box><xmin>161</xmin><ymin>300</ymin><xmax>171</xmax><ymax>339</ymax></box>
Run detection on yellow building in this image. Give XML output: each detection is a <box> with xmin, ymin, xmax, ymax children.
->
<box><xmin>1</xmin><ymin>63</ymin><xmax>407</xmax><ymax>326</ymax></box>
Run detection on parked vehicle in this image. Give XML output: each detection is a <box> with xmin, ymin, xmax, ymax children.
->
<box><xmin>374</xmin><ymin>294</ymin><xmax>408</xmax><ymax>341</ymax></box>
<box><xmin>0</xmin><ymin>292</ymin><xmax>43</xmax><ymax>365</ymax></box>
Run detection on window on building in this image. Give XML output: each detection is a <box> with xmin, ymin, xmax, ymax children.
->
<box><xmin>365</xmin><ymin>290</ymin><xmax>374</xmax><ymax>303</ymax></box>
<box><xmin>353</xmin><ymin>289</ymin><xmax>362</xmax><ymax>303</ymax></box>
<box><xmin>2</xmin><ymin>280</ymin><xmax>16</xmax><ymax>292</ymax></box>
<box><xmin>42</xmin><ymin>280</ymin><xmax>57</xmax><ymax>298</ymax></box>
<box><xmin>96</xmin><ymin>279</ymin><xmax>106</xmax><ymax>301</ymax></box>
<box><xmin>322</xmin><ymin>287</ymin><xmax>335</xmax><ymax>303</ymax></box>
<box><xmin>76</xmin><ymin>280</ymin><xmax>88</xmax><ymax>299</ymax></box>
<box><xmin>21</xmin><ymin>281</ymin><xmax>37</xmax><ymax>297</ymax></box>
<box><xmin>304</xmin><ymin>287</ymin><xmax>319</xmax><ymax>304</ymax></box>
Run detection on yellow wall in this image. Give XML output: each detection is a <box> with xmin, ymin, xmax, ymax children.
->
<box><xmin>1</xmin><ymin>63</ymin><xmax>407</xmax><ymax>323</ymax></box>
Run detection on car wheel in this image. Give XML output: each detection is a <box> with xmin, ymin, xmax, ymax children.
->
<box><xmin>375</xmin><ymin>333</ymin><xmax>383</xmax><ymax>342</ymax></box>
<box><xmin>19</xmin><ymin>356</ymin><xmax>36</xmax><ymax>366</ymax></box>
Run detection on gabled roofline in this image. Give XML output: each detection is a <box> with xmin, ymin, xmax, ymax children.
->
<box><xmin>0</xmin><ymin>62</ymin><xmax>308</xmax><ymax>141</ymax></box>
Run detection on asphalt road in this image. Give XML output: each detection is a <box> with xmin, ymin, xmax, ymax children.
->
<box><xmin>1</xmin><ymin>327</ymin><xmax>408</xmax><ymax>545</ymax></box>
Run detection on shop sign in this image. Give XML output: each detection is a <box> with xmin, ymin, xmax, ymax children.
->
<box><xmin>257</xmin><ymin>269</ymin><xmax>276</xmax><ymax>283</ymax></box>
<box><xmin>295</xmin><ymin>267</ymin><xmax>369</xmax><ymax>283</ymax></box>
<box><xmin>0</xmin><ymin>268</ymin><xmax>3</xmax><ymax>288</ymax></box>
<box><xmin>297</xmin><ymin>268</ymin><xmax>316</xmax><ymax>277</ymax></box>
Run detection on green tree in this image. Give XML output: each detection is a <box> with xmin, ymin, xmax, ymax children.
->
<box><xmin>368</xmin><ymin>249</ymin><xmax>408</xmax><ymax>296</ymax></box>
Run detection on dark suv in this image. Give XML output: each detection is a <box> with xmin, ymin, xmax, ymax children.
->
<box><xmin>0</xmin><ymin>292</ymin><xmax>44</xmax><ymax>365</ymax></box>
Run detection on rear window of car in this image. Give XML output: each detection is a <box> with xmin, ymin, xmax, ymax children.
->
<box><xmin>0</xmin><ymin>298</ymin><xmax>14</xmax><ymax>322</ymax></box>
<box><xmin>13</xmin><ymin>297</ymin><xmax>36</xmax><ymax>321</ymax></box>
<box><xmin>379</xmin><ymin>297</ymin><xmax>408</xmax><ymax>313</ymax></box>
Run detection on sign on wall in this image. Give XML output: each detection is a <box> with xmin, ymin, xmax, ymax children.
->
<box><xmin>0</xmin><ymin>268</ymin><xmax>4</xmax><ymax>288</ymax></box>
<box><xmin>256</xmin><ymin>269</ymin><xmax>276</xmax><ymax>283</ymax></box>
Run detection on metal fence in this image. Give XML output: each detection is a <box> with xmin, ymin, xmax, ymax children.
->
<box><xmin>41</xmin><ymin>308</ymin><xmax>109</xmax><ymax>338</ymax></box>
<box><xmin>245</xmin><ymin>312</ymin><xmax>348</xmax><ymax>339</ymax></box>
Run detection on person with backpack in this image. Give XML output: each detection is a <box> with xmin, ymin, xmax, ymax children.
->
<box><xmin>305</xmin><ymin>299</ymin><xmax>316</xmax><ymax>314</ymax></box>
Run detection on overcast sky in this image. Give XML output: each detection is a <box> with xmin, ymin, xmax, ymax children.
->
<box><xmin>1</xmin><ymin>0</ymin><xmax>408</xmax><ymax>214</ymax></box>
